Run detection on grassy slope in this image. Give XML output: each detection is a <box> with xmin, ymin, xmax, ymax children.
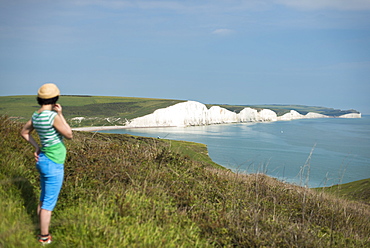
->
<box><xmin>315</xmin><ymin>178</ymin><xmax>370</xmax><ymax>205</ymax></box>
<box><xmin>1</xmin><ymin>115</ymin><xmax>369</xmax><ymax>247</ymax></box>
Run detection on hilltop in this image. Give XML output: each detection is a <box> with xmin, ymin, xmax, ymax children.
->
<box><xmin>1</xmin><ymin>115</ymin><xmax>369</xmax><ymax>247</ymax></box>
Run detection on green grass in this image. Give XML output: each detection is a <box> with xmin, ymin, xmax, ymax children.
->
<box><xmin>160</xmin><ymin>139</ymin><xmax>223</xmax><ymax>170</ymax></box>
<box><xmin>1</xmin><ymin>115</ymin><xmax>370</xmax><ymax>247</ymax></box>
<box><xmin>315</xmin><ymin>178</ymin><xmax>370</xmax><ymax>205</ymax></box>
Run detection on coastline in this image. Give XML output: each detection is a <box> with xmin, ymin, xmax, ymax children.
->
<box><xmin>72</xmin><ymin>113</ymin><xmax>362</xmax><ymax>132</ymax></box>
<box><xmin>70</xmin><ymin>101</ymin><xmax>361</xmax><ymax>131</ymax></box>
<box><xmin>72</xmin><ymin>126</ymin><xmax>129</xmax><ymax>132</ymax></box>
<box><xmin>72</xmin><ymin>125</ymin><xmax>180</xmax><ymax>132</ymax></box>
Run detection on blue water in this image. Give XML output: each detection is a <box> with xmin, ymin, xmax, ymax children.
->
<box><xmin>99</xmin><ymin>116</ymin><xmax>370</xmax><ymax>188</ymax></box>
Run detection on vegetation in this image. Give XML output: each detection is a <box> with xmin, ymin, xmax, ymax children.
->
<box><xmin>315</xmin><ymin>178</ymin><xmax>370</xmax><ymax>205</ymax></box>
<box><xmin>0</xmin><ymin>95</ymin><xmax>359</xmax><ymax>128</ymax></box>
<box><xmin>1</xmin><ymin>115</ymin><xmax>369</xmax><ymax>247</ymax></box>
<box><xmin>215</xmin><ymin>104</ymin><xmax>360</xmax><ymax>117</ymax></box>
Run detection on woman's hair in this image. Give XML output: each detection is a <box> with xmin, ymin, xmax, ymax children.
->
<box><xmin>37</xmin><ymin>96</ymin><xmax>59</xmax><ymax>106</ymax></box>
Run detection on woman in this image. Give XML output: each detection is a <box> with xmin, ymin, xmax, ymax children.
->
<box><xmin>21</xmin><ymin>83</ymin><xmax>73</xmax><ymax>244</ymax></box>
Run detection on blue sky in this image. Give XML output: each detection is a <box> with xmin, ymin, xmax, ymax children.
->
<box><xmin>1</xmin><ymin>0</ymin><xmax>370</xmax><ymax>113</ymax></box>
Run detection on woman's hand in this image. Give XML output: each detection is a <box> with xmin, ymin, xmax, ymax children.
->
<box><xmin>53</xmin><ymin>103</ymin><xmax>62</xmax><ymax>114</ymax></box>
<box><xmin>34</xmin><ymin>148</ymin><xmax>41</xmax><ymax>162</ymax></box>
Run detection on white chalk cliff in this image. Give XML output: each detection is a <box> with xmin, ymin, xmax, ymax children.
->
<box><xmin>338</xmin><ymin>113</ymin><xmax>362</xmax><ymax>118</ymax></box>
<box><xmin>125</xmin><ymin>101</ymin><xmax>361</xmax><ymax>128</ymax></box>
<box><xmin>276</xmin><ymin>110</ymin><xmax>329</xmax><ymax>121</ymax></box>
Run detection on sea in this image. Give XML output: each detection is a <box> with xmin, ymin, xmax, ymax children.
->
<box><xmin>99</xmin><ymin>116</ymin><xmax>370</xmax><ymax>188</ymax></box>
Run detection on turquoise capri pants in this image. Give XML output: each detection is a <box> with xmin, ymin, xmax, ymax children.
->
<box><xmin>36</xmin><ymin>153</ymin><xmax>64</xmax><ymax>211</ymax></box>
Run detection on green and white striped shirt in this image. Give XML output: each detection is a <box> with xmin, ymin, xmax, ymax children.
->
<box><xmin>32</xmin><ymin>110</ymin><xmax>66</xmax><ymax>164</ymax></box>
<box><xmin>32</xmin><ymin>110</ymin><xmax>63</xmax><ymax>147</ymax></box>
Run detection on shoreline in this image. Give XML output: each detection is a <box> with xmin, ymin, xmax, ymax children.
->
<box><xmin>71</xmin><ymin>113</ymin><xmax>362</xmax><ymax>132</ymax></box>
<box><xmin>72</xmin><ymin>125</ymin><xmax>180</xmax><ymax>132</ymax></box>
<box><xmin>72</xmin><ymin>126</ymin><xmax>129</xmax><ymax>132</ymax></box>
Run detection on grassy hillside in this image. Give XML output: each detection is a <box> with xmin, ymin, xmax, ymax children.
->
<box><xmin>1</xmin><ymin>115</ymin><xmax>369</xmax><ymax>247</ymax></box>
<box><xmin>0</xmin><ymin>95</ymin><xmax>359</xmax><ymax>128</ymax></box>
<box><xmin>0</xmin><ymin>95</ymin><xmax>184</xmax><ymax>126</ymax></box>
<box><xmin>315</xmin><ymin>178</ymin><xmax>370</xmax><ymax>205</ymax></box>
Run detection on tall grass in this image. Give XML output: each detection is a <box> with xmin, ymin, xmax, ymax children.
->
<box><xmin>1</xmin><ymin>115</ymin><xmax>369</xmax><ymax>247</ymax></box>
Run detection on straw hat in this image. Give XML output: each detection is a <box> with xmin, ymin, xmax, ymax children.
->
<box><xmin>37</xmin><ymin>83</ymin><xmax>60</xmax><ymax>99</ymax></box>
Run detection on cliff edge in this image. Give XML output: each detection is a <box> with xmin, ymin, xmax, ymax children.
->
<box><xmin>125</xmin><ymin>101</ymin><xmax>361</xmax><ymax>128</ymax></box>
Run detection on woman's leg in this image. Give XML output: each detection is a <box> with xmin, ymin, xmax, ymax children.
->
<box><xmin>37</xmin><ymin>201</ymin><xmax>52</xmax><ymax>235</ymax></box>
<box><xmin>39</xmin><ymin>208</ymin><xmax>52</xmax><ymax>235</ymax></box>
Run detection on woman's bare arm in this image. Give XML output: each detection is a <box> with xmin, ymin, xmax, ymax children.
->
<box><xmin>53</xmin><ymin>104</ymin><xmax>73</xmax><ymax>139</ymax></box>
<box><xmin>21</xmin><ymin>120</ymin><xmax>41</xmax><ymax>161</ymax></box>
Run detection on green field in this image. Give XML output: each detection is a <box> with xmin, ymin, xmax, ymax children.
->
<box><xmin>0</xmin><ymin>95</ymin><xmax>184</xmax><ymax>127</ymax></box>
<box><xmin>315</xmin><ymin>178</ymin><xmax>370</xmax><ymax>205</ymax></box>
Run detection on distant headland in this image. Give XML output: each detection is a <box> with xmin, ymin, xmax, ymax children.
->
<box><xmin>124</xmin><ymin>101</ymin><xmax>361</xmax><ymax>128</ymax></box>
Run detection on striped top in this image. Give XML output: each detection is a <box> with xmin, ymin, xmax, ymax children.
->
<box><xmin>32</xmin><ymin>110</ymin><xmax>63</xmax><ymax>148</ymax></box>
